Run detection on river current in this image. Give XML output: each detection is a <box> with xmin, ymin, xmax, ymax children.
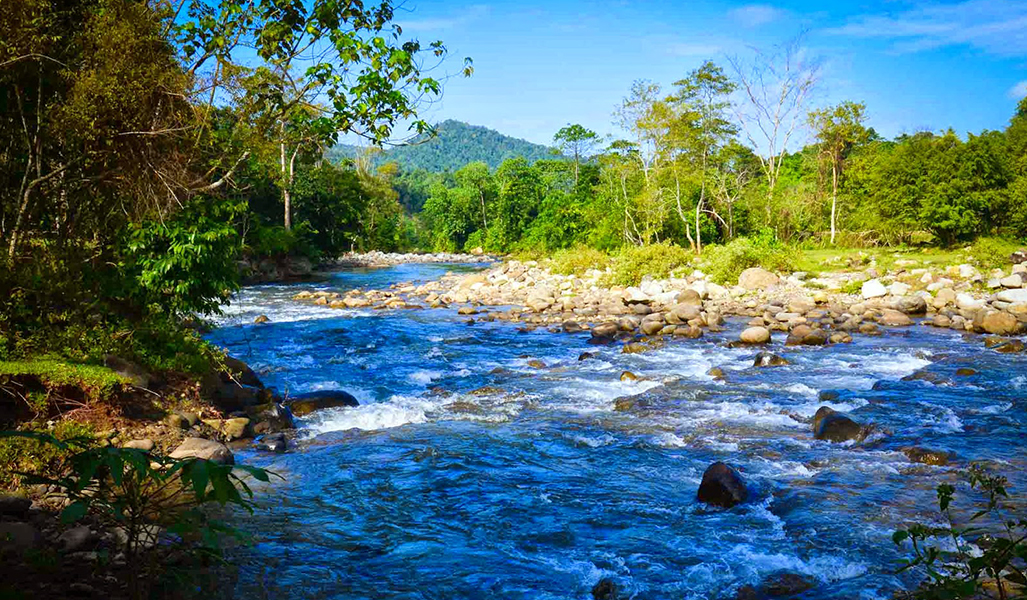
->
<box><xmin>207</xmin><ymin>263</ymin><xmax>1027</xmax><ymax>600</ymax></box>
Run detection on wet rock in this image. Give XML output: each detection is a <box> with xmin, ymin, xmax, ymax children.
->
<box><xmin>592</xmin><ymin>577</ymin><xmax>621</xmax><ymax>600</ymax></box>
<box><xmin>674</xmin><ymin>325</ymin><xmax>704</xmax><ymax>339</ymax></box>
<box><xmin>527</xmin><ymin>359</ymin><xmax>547</xmax><ymax>369</ymax></box>
<box><xmin>0</xmin><ymin>495</ymin><xmax>31</xmax><ymax>517</ymax></box>
<box><xmin>578</xmin><ymin>352</ymin><xmax>598</xmax><ymax>361</ymax></box>
<box><xmin>622</xmin><ymin>343</ymin><xmax>649</xmax><ymax>354</ymax></box>
<box><xmin>759</xmin><ymin>572</ymin><xmax>817</xmax><ymax>597</ymax></box>
<box><xmin>859</xmin><ymin>322</ymin><xmax>881</xmax><ymax>336</ymax></box>
<box><xmin>738</xmin><ymin>268</ymin><xmax>779</xmax><ymax>291</ymax></box>
<box><xmin>202</xmin><ymin>417</ymin><xmax>251</xmax><ymax>441</ymax></box>
<box><xmin>641</xmin><ymin>319</ymin><xmax>665</xmax><ymax>336</ymax></box>
<box><xmin>697</xmin><ymin>462</ymin><xmax>748</xmax><ymax>508</ymax></box>
<box><xmin>254</xmin><ymin>432</ymin><xmax>287</xmax><ymax>454</ymax></box>
<box><xmin>740</xmin><ymin>327</ymin><xmax>771</xmax><ymax>344</ymax></box>
<box><xmin>995</xmin><ymin>340</ymin><xmax>1026</xmax><ymax>353</ymax></box>
<box><xmin>753</xmin><ymin>352</ymin><xmax>789</xmax><ymax>368</ymax></box>
<box><xmin>956</xmin><ymin>368</ymin><xmax>977</xmax><ymax>376</ymax></box>
<box><xmin>121</xmin><ymin>439</ymin><xmax>154</xmax><ymax>452</ymax></box>
<box><xmin>620</xmin><ymin>371</ymin><xmax>639</xmax><ymax>382</ymax></box>
<box><xmin>613</xmin><ymin>396</ymin><xmax>641</xmax><ymax>412</ymax></box>
<box><xmin>457</xmin><ymin>307</ymin><xmax>478</xmax><ymax>315</ymax></box>
<box><xmin>169</xmin><ymin>438</ymin><xmax>234</xmax><ymax>465</ymax></box>
<box><xmin>288</xmin><ymin>390</ymin><xmax>359</xmax><ymax>417</ymax></box>
<box><xmin>563</xmin><ymin>320</ymin><xmax>585</xmax><ymax>333</ymax></box>
<box><xmin>786</xmin><ymin>325</ymin><xmax>828</xmax><ymax>346</ymax></box>
<box><xmin>591</xmin><ymin>322</ymin><xmax>620</xmax><ymax>340</ymax></box>
<box><xmin>829</xmin><ymin>332</ymin><xmax>853</xmax><ymax>344</ymax></box>
<box><xmin>707</xmin><ymin>367</ymin><xmax>726</xmax><ymax>380</ymax></box>
<box><xmin>812</xmin><ymin>407</ymin><xmax>862</xmax><ymax>443</ymax></box>
<box><xmin>902</xmin><ymin>446</ymin><xmax>952</xmax><ymax>466</ymax></box>
<box><xmin>254</xmin><ymin>314</ymin><xmax>270</xmax><ymax>324</ymax></box>
<box><xmin>901</xmin><ymin>370</ymin><xmax>951</xmax><ymax>385</ymax></box>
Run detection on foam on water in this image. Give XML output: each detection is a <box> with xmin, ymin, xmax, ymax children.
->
<box><xmin>303</xmin><ymin>395</ymin><xmax>437</xmax><ymax>433</ymax></box>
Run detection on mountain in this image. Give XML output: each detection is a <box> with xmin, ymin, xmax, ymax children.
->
<box><xmin>325</xmin><ymin>120</ymin><xmax>558</xmax><ymax>172</ymax></box>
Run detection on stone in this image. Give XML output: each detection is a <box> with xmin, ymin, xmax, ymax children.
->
<box><xmin>902</xmin><ymin>447</ymin><xmax>952</xmax><ymax>466</ymax></box>
<box><xmin>696</xmin><ymin>462</ymin><xmax>748</xmax><ymax>508</ymax></box>
<box><xmin>674</xmin><ymin>325</ymin><xmax>703</xmax><ymax>338</ymax></box>
<box><xmin>592</xmin><ymin>578</ymin><xmax>621</xmax><ymax>600</ymax></box>
<box><xmin>641</xmin><ymin>319</ymin><xmax>665</xmax><ymax>336</ymax></box>
<box><xmin>58</xmin><ymin>526</ymin><xmax>94</xmax><ymax>553</ymax></box>
<box><xmin>222</xmin><ymin>356</ymin><xmax>263</xmax><ymax>388</ymax></box>
<box><xmin>168</xmin><ymin>438</ymin><xmax>234</xmax><ymax>465</ymax></box>
<box><xmin>677</xmin><ymin>289</ymin><xmax>703</xmax><ymax>305</ymax></box>
<box><xmin>527</xmin><ymin>359</ymin><xmax>547</xmax><ymax>369</ymax></box>
<box><xmin>995</xmin><ymin>340</ymin><xmax>1026</xmax><ymax>354</ymax></box>
<box><xmin>932</xmin><ymin>314</ymin><xmax>952</xmax><ymax>328</ymax></box>
<box><xmin>975</xmin><ymin>310</ymin><xmax>1019</xmax><ymax>335</ymax></box>
<box><xmin>759</xmin><ymin>572</ymin><xmax>817</xmax><ymax>597</ymax></box>
<box><xmin>861</xmin><ymin>279</ymin><xmax>888</xmax><ymax>299</ymax></box>
<box><xmin>813</xmin><ymin>407</ymin><xmax>863</xmax><ymax>443</ymax></box>
<box><xmin>578</xmin><ymin>352</ymin><xmax>598</xmax><ymax>361</ymax></box>
<box><xmin>889</xmin><ymin>282</ymin><xmax>911</xmax><ymax>296</ymax></box>
<box><xmin>1000</xmin><ymin>274</ymin><xmax>1024</xmax><ymax>289</ymax></box>
<box><xmin>254</xmin><ymin>315</ymin><xmax>270</xmax><ymax>324</ymax></box>
<box><xmin>288</xmin><ymin>390</ymin><xmax>360</xmax><ymax>417</ymax></box>
<box><xmin>935</xmin><ymin>288</ymin><xmax>957</xmax><ymax>307</ymax></box>
<box><xmin>620</xmin><ymin>371</ymin><xmax>639</xmax><ymax>382</ymax></box>
<box><xmin>122</xmin><ymin>439</ymin><xmax>154</xmax><ymax>452</ymax></box>
<box><xmin>0</xmin><ymin>495</ymin><xmax>31</xmax><ymax>517</ymax></box>
<box><xmin>956</xmin><ymin>293</ymin><xmax>984</xmax><ymax>311</ymax></box>
<box><xmin>996</xmin><ymin>289</ymin><xmax>1027</xmax><ymax>303</ymax></box>
<box><xmin>254</xmin><ymin>432</ymin><xmax>287</xmax><ymax>454</ymax></box>
<box><xmin>829</xmin><ymin>332</ymin><xmax>853</xmax><ymax>344</ymax></box>
<box><xmin>0</xmin><ymin>522</ymin><xmax>42</xmax><ymax>551</ymax></box>
<box><xmin>202</xmin><ymin>418</ymin><xmax>251</xmax><ymax>441</ymax></box>
<box><xmin>739</xmin><ymin>327</ymin><xmax>771</xmax><ymax>344</ymax></box>
<box><xmin>591</xmin><ymin>322</ymin><xmax>620</xmax><ymax>340</ymax></box>
<box><xmin>956</xmin><ymin>368</ymin><xmax>977</xmax><ymax>376</ymax></box>
<box><xmin>707</xmin><ymin>367</ymin><xmax>726</xmax><ymax>380</ymax></box>
<box><xmin>753</xmin><ymin>352</ymin><xmax>789</xmax><ymax>367</ymax></box>
<box><xmin>878</xmin><ymin>309</ymin><xmax>912</xmax><ymax>327</ymax></box>
<box><xmin>738</xmin><ymin>268</ymin><xmax>779</xmax><ymax>291</ymax></box>
<box><xmin>859</xmin><ymin>322</ymin><xmax>881</xmax><ymax>336</ymax></box>
<box><xmin>895</xmin><ymin>295</ymin><xmax>928</xmax><ymax>315</ymax></box>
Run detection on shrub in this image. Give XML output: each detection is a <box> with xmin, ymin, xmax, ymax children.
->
<box><xmin>0</xmin><ymin>421</ymin><xmax>96</xmax><ymax>490</ymax></box>
<box><xmin>701</xmin><ymin>230</ymin><xmax>798</xmax><ymax>285</ymax></box>
<box><xmin>548</xmin><ymin>245</ymin><xmax>611</xmax><ymax>276</ymax></box>
<box><xmin>965</xmin><ymin>237</ymin><xmax>1020</xmax><ymax>270</ymax></box>
<box><xmin>893</xmin><ymin>465</ymin><xmax>1027</xmax><ymax>599</ymax></box>
<box><xmin>605</xmin><ymin>242</ymin><xmax>693</xmax><ymax>287</ymax></box>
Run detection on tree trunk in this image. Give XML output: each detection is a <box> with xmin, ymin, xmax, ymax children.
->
<box><xmin>830</xmin><ymin>161</ymin><xmax>838</xmax><ymax>245</ymax></box>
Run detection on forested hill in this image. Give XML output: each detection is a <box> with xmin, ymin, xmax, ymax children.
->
<box><xmin>327</xmin><ymin>120</ymin><xmax>557</xmax><ymax>171</ymax></box>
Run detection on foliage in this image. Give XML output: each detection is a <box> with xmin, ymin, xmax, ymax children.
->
<box><xmin>965</xmin><ymin>237</ymin><xmax>1022</xmax><ymax>270</ymax></box>
<box><xmin>700</xmin><ymin>230</ymin><xmax>797</xmax><ymax>284</ymax></box>
<box><xmin>0</xmin><ymin>360</ymin><xmax>129</xmax><ymax>402</ymax></box>
<box><xmin>0</xmin><ymin>421</ymin><xmax>95</xmax><ymax>490</ymax></box>
<box><xmin>893</xmin><ymin>465</ymin><xmax>1027</xmax><ymax>600</ymax></box>
<box><xmin>1</xmin><ymin>431</ymin><xmax>277</xmax><ymax>600</ymax></box>
<box><xmin>548</xmin><ymin>245</ymin><xmax>611</xmax><ymax>276</ymax></box>
<box><xmin>605</xmin><ymin>242</ymin><xmax>694</xmax><ymax>287</ymax></box>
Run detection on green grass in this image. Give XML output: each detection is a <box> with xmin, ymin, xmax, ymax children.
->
<box><xmin>0</xmin><ymin>359</ymin><xmax>130</xmax><ymax>402</ymax></box>
<box><xmin>790</xmin><ymin>238</ymin><xmax>1022</xmax><ymax>276</ymax></box>
<box><xmin>0</xmin><ymin>420</ymin><xmax>96</xmax><ymax>490</ymax></box>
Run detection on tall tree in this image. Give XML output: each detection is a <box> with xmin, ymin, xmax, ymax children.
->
<box><xmin>668</xmin><ymin>61</ymin><xmax>737</xmax><ymax>254</ymax></box>
<box><xmin>729</xmin><ymin>37</ymin><xmax>819</xmax><ymax>224</ymax></box>
<box><xmin>808</xmin><ymin>101</ymin><xmax>869</xmax><ymax>244</ymax></box>
<box><xmin>553</xmin><ymin>124</ymin><xmax>600</xmax><ymax>186</ymax></box>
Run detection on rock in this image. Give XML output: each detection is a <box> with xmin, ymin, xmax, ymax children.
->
<box><xmin>222</xmin><ymin>356</ymin><xmax>263</xmax><ymax>388</ymax></box>
<box><xmin>956</xmin><ymin>368</ymin><xmax>977</xmax><ymax>376</ymax></box>
<box><xmin>562</xmin><ymin>320</ymin><xmax>584</xmax><ymax>333</ymax></box>
<box><xmin>58</xmin><ymin>526</ymin><xmax>94</xmax><ymax>553</ymax></box>
<box><xmin>902</xmin><ymin>447</ymin><xmax>952</xmax><ymax>466</ymax></box>
<box><xmin>288</xmin><ymin>390</ymin><xmax>359</xmax><ymax>417</ymax></box>
<box><xmin>707</xmin><ymin>367</ymin><xmax>726</xmax><ymax>380</ymax></box>
<box><xmin>591</xmin><ymin>322</ymin><xmax>620</xmax><ymax>340</ymax></box>
<box><xmin>696</xmin><ymin>462</ymin><xmax>748</xmax><ymax>508</ymax></box>
<box><xmin>786</xmin><ymin>325</ymin><xmax>828</xmax><ymax>346</ymax></box>
<box><xmin>677</xmin><ymin>289</ymin><xmax>703</xmax><ymax>305</ymax></box>
<box><xmin>641</xmin><ymin>319</ymin><xmax>665</xmax><ymax>336</ymax></box>
<box><xmin>0</xmin><ymin>495</ymin><xmax>31</xmax><ymax>517</ymax></box>
<box><xmin>901</xmin><ymin>370</ymin><xmax>951</xmax><ymax>386</ymax></box>
<box><xmin>620</xmin><ymin>371</ymin><xmax>639</xmax><ymax>382</ymax></box>
<box><xmin>202</xmin><ymin>417</ymin><xmax>251</xmax><ymax>441</ymax></box>
<box><xmin>0</xmin><ymin>522</ymin><xmax>42</xmax><ymax>551</ymax></box>
<box><xmin>578</xmin><ymin>352</ymin><xmax>598</xmax><ymax>361</ymax></box>
<box><xmin>1000</xmin><ymin>274</ymin><xmax>1024</xmax><ymax>289</ymax></box>
<box><xmin>878</xmin><ymin>308</ymin><xmax>912</xmax><ymax>326</ymax></box>
<box><xmin>935</xmin><ymin>288</ymin><xmax>957</xmax><ymax>307</ymax></box>
<box><xmin>812</xmin><ymin>407</ymin><xmax>863</xmax><ymax>443</ymax></box>
<box><xmin>250</xmin><ymin>402</ymin><xmax>295</xmax><ymax>432</ymax></box>
<box><xmin>254</xmin><ymin>314</ymin><xmax>270</xmax><ymax>324</ymax></box>
<box><xmin>592</xmin><ymin>577</ymin><xmax>621</xmax><ymax>600</ymax></box>
<box><xmin>956</xmin><ymin>293</ymin><xmax>984</xmax><ymax>311</ymax></box>
<box><xmin>1013</xmin><ymin>249</ymin><xmax>1027</xmax><ymax>264</ymax></box>
<box><xmin>753</xmin><ymin>352</ymin><xmax>789</xmax><ymax>368</ymax></box>
<box><xmin>861</xmin><ymin>279</ymin><xmax>888</xmax><ymax>299</ymax></box>
<box><xmin>674</xmin><ymin>325</ymin><xmax>704</xmax><ymax>339</ymax></box>
<box><xmin>166</xmin><ymin>411</ymin><xmax>198</xmax><ymax>430</ymax></box>
<box><xmin>527</xmin><ymin>359</ymin><xmax>547</xmax><ymax>369</ymax></box>
<box><xmin>997</xmin><ymin>289</ymin><xmax>1027</xmax><ymax>303</ymax></box>
<box><xmin>739</xmin><ymin>327</ymin><xmax>771</xmax><ymax>344</ymax></box>
<box><xmin>931</xmin><ymin>314</ymin><xmax>952</xmax><ymax>328</ymax></box>
<box><xmin>103</xmin><ymin>355</ymin><xmax>152</xmax><ymax>388</ymax></box>
<box><xmin>121</xmin><ymin>439</ymin><xmax>154</xmax><ymax>452</ymax></box>
<box><xmin>738</xmin><ymin>268</ymin><xmax>779</xmax><ymax>291</ymax></box>
<box><xmin>995</xmin><ymin>340</ymin><xmax>1026</xmax><ymax>353</ymax></box>
<box><xmin>895</xmin><ymin>295</ymin><xmax>928</xmax><ymax>315</ymax></box>
<box><xmin>254</xmin><ymin>432</ymin><xmax>287</xmax><ymax>454</ymax></box>
<box><xmin>759</xmin><ymin>572</ymin><xmax>817</xmax><ymax>597</ymax></box>
<box><xmin>168</xmin><ymin>438</ymin><xmax>234</xmax><ymax>465</ymax></box>
<box><xmin>889</xmin><ymin>282</ymin><xmax>911</xmax><ymax>296</ymax></box>
<box><xmin>457</xmin><ymin>306</ymin><xmax>478</xmax><ymax>315</ymax></box>
<box><xmin>859</xmin><ymin>322</ymin><xmax>881</xmax><ymax>336</ymax></box>
<box><xmin>622</xmin><ymin>343</ymin><xmax>648</xmax><ymax>354</ymax></box>
<box><xmin>613</xmin><ymin>397</ymin><xmax>639</xmax><ymax>412</ymax></box>
<box><xmin>975</xmin><ymin>310</ymin><xmax>1019</xmax><ymax>335</ymax></box>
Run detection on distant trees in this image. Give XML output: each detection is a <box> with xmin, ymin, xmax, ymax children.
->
<box><xmin>554</xmin><ymin>124</ymin><xmax>600</xmax><ymax>186</ymax></box>
<box><xmin>808</xmin><ymin>101</ymin><xmax>870</xmax><ymax>244</ymax></box>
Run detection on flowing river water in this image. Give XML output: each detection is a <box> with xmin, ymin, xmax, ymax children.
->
<box><xmin>207</xmin><ymin>263</ymin><xmax>1027</xmax><ymax>600</ymax></box>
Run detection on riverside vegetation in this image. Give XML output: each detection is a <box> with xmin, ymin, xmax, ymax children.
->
<box><xmin>2</xmin><ymin>0</ymin><xmax>1027</xmax><ymax>597</ymax></box>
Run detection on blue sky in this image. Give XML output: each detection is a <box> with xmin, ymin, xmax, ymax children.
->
<box><xmin>391</xmin><ymin>0</ymin><xmax>1027</xmax><ymax>147</ymax></box>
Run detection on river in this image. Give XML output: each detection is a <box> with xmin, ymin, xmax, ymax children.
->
<box><xmin>207</xmin><ymin>263</ymin><xmax>1027</xmax><ymax>600</ymax></box>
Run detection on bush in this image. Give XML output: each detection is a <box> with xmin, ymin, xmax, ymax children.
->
<box><xmin>605</xmin><ymin>242</ymin><xmax>693</xmax><ymax>287</ymax></box>
<box><xmin>0</xmin><ymin>421</ymin><xmax>95</xmax><ymax>490</ymax></box>
<box><xmin>701</xmin><ymin>231</ymin><xmax>797</xmax><ymax>285</ymax></box>
<box><xmin>964</xmin><ymin>237</ymin><xmax>1020</xmax><ymax>270</ymax></box>
<box><xmin>548</xmin><ymin>245</ymin><xmax>611</xmax><ymax>276</ymax></box>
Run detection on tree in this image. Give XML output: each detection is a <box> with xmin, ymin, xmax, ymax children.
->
<box><xmin>668</xmin><ymin>61</ymin><xmax>737</xmax><ymax>254</ymax></box>
<box><xmin>553</xmin><ymin>124</ymin><xmax>600</xmax><ymax>186</ymax></box>
<box><xmin>808</xmin><ymin>101</ymin><xmax>869</xmax><ymax>244</ymax></box>
<box><xmin>729</xmin><ymin>37</ymin><xmax>819</xmax><ymax>225</ymax></box>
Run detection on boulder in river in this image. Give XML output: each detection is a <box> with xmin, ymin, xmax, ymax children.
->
<box><xmin>288</xmin><ymin>390</ymin><xmax>360</xmax><ymax>417</ymax></box>
<box><xmin>753</xmin><ymin>352</ymin><xmax>789</xmax><ymax>368</ymax></box>
<box><xmin>697</xmin><ymin>462</ymin><xmax>748</xmax><ymax>508</ymax></box>
<box><xmin>254</xmin><ymin>432</ymin><xmax>287</xmax><ymax>454</ymax></box>
<box><xmin>592</xmin><ymin>577</ymin><xmax>622</xmax><ymax>600</ymax></box>
<box><xmin>812</xmin><ymin>407</ymin><xmax>863</xmax><ymax>443</ymax></box>
<box><xmin>974</xmin><ymin>310</ymin><xmax>1019</xmax><ymax>335</ymax></box>
<box><xmin>895</xmin><ymin>296</ymin><xmax>928</xmax><ymax>315</ymax></box>
<box><xmin>591</xmin><ymin>322</ymin><xmax>619</xmax><ymax>340</ymax></box>
<box><xmin>902</xmin><ymin>446</ymin><xmax>952</xmax><ymax>466</ymax></box>
<box><xmin>739</xmin><ymin>327</ymin><xmax>771</xmax><ymax>344</ymax></box>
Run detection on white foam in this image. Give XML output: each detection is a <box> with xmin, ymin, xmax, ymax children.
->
<box><xmin>408</xmin><ymin>370</ymin><xmax>443</xmax><ymax>385</ymax></box>
<box><xmin>304</xmin><ymin>395</ymin><xmax>437</xmax><ymax>433</ymax></box>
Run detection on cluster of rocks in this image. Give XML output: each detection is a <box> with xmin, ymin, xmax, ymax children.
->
<box><xmin>332</xmin><ymin>250</ymin><xmax>492</xmax><ymax>267</ymax></box>
<box><xmin>238</xmin><ymin>254</ymin><xmax>314</xmax><ymax>284</ymax></box>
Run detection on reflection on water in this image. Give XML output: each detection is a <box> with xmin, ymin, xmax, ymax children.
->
<box><xmin>207</xmin><ymin>263</ymin><xmax>1027</xmax><ymax>599</ymax></box>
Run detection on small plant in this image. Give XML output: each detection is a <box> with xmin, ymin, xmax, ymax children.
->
<box><xmin>605</xmin><ymin>241</ymin><xmax>694</xmax><ymax>287</ymax></box>
<box><xmin>548</xmin><ymin>245</ymin><xmax>611</xmax><ymax>276</ymax></box>
<box><xmin>893</xmin><ymin>464</ymin><xmax>1027</xmax><ymax>599</ymax></box>
<box><xmin>965</xmin><ymin>237</ymin><xmax>1020</xmax><ymax>271</ymax></box>
<box><xmin>701</xmin><ymin>230</ymin><xmax>798</xmax><ymax>285</ymax></box>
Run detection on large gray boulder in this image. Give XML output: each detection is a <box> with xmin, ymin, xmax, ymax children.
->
<box><xmin>169</xmin><ymin>438</ymin><xmax>234</xmax><ymax>465</ymax></box>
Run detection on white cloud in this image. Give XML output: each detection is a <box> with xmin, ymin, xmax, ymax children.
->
<box><xmin>729</xmin><ymin>4</ymin><xmax>785</xmax><ymax>28</ymax></box>
<box><xmin>1011</xmin><ymin>81</ymin><xmax>1027</xmax><ymax>100</ymax></box>
<box><xmin>826</xmin><ymin>0</ymin><xmax>1027</xmax><ymax>56</ymax></box>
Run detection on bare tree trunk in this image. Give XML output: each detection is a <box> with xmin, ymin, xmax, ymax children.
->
<box><xmin>830</xmin><ymin>161</ymin><xmax>838</xmax><ymax>245</ymax></box>
<box><xmin>479</xmin><ymin>189</ymin><xmax>487</xmax><ymax>230</ymax></box>
<box><xmin>673</xmin><ymin>170</ymin><xmax>695</xmax><ymax>251</ymax></box>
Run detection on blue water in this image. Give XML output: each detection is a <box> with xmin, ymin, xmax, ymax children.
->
<box><xmin>208</xmin><ymin>263</ymin><xmax>1027</xmax><ymax>599</ymax></box>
